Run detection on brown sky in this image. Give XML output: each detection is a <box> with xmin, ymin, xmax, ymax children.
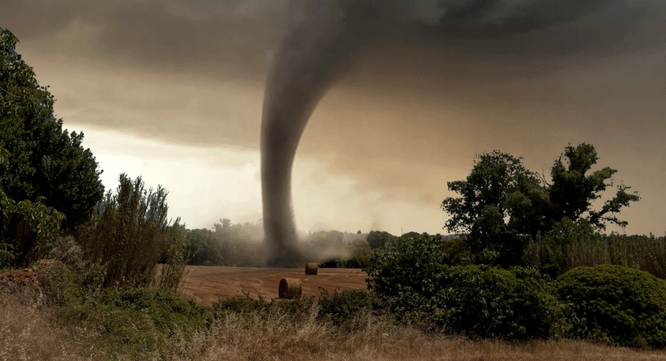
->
<box><xmin>2</xmin><ymin>0</ymin><xmax>665</xmax><ymax>235</ymax></box>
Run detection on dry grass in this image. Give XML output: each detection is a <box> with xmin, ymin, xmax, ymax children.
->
<box><xmin>164</xmin><ymin>307</ymin><xmax>666</xmax><ymax>361</ymax></box>
<box><xmin>2</xmin><ymin>290</ymin><xmax>666</xmax><ymax>361</ymax></box>
<box><xmin>0</xmin><ymin>290</ymin><xmax>101</xmax><ymax>361</ymax></box>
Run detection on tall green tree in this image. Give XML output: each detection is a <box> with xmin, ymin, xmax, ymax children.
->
<box><xmin>0</xmin><ymin>27</ymin><xmax>103</xmax><ymax>229</ymax></box>
<box><xmin>441</xmin><ymin>151</ymin><xmax>545</xmax><ymax>265</ymax></box>
<box><xmin>547</xmin><ymin>143</ymin><xmax>640</xmax><ymax>230</ymax></box>
<box><xmin>441</xmin><ymin>143</ymin><xmax>639</xmax><ymax>267</ymax></box>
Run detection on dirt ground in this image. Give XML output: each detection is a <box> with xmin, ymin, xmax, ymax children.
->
<box><xmin>180</xmin><ymin>266</ymin><xmax>369</xmax><ymax>305</ymax></box>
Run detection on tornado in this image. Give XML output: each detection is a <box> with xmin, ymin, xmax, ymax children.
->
<box><xmin>260</xmin><ymin>1</ymin><xmax>387</xmax><ymax>265</ymax></box>
<box><xmin>260</xmin><ymin>0</ymin><xmax>611</xmax><ymax>266</ymax></box>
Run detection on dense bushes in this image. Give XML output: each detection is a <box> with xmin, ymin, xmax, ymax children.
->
<box><xmin>366</xmin><ymin>233</ymin><xmax>470</xmax><ymax>297</ymax></box>
<box><xmin>556</xmin><ymin>265</ymin><xmax>666</xmax><ymax>348</ymax></box>
<box><xmin>365</xmin><ymin>233</ymin><xmax>565</xmax><ymax>339</ymax></box>
<box><xmin>318</xmin><ymin>289</ymin><xmax>386</xmax><ymax>329</ymax></box>
<box><xmin>430</xmin><ymin>266</ymin><xmax>566</xmax><ymax>339</ymax></box>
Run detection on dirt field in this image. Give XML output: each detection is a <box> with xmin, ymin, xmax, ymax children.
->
<box><xmin>180</xmin><ymin>266</ymin><xmax>368</xmax><ymax>304</ymax></box>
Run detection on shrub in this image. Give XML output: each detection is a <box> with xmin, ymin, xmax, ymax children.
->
<box><xmin>0</xmin><ymin>192</ymin><xmax>65</xmax><ymax>267</ymax></box>
<box><xmin>382</xmin><ymin>265</ymin><xmax>568</xmax><ymax>340</ymax></box>
<box><xmin>318</xmin><ymin>289</ymin><xmax>386</xmax><ymax>329</ymax></box>
<box><xmin>367</xmin><ymin>235</ymin><xmax>566</xmax><ymax>339</ymax></box>
<box><xmin>33</xmin><ymin>259</ymin><xmax>78</xmax><ymax>305</ymax></box>
<box><xmin>366</xmin><ymin>233</ymin><xmax>470</xmax><ymax>298</ymax></box>
<box><xmin>212</xmin><ymin>294</ymin><xmax>316</xmax><ymax>324</ymax></box>
<box><xmin>76</xmin><ymin>174</ymin><xmax>187</xmax><ymax>288</ymax></box>
<box><xmin>0</xmin><ymin>242</ymin><xmax>14</xmax><ymax>268</ymax></box>
<box><xmin>434</xmin><ymin>265</ymin><xmax>567</xmax><ymax>339</ymax></box>
<box><xmin>556</xmin><ymin>265</ymin><xmax>666</xmax><ymax>348</ymax></box>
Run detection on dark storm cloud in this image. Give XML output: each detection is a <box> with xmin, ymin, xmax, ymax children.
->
<box><xmin>0</xmin><ymin>0</ymin><xmax>292</xmax><ymax>78</ymax></box>
<box><xmin>2</xmin><ymin>0</ymin><xmax>665</xmax><ymax>81</ymax></box>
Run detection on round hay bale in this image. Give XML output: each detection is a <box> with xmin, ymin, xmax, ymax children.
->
<box><xmin>279</xmin><ymin>278</ymin><xmax>302</xmax><ymax>299</ymax></box>
<box><xmin>305</xmin><ymin>263</ymin><xmax>318</xmax><ymax>275</ymax></box>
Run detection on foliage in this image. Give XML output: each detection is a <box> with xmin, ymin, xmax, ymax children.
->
<box><xmin>365</xmin><ymin>233</ymin><xmax>470</xmax><ymax>297</ymax></box>
<box><xmin>366</xmin><ymin>230</ymin><xmax>397</xmax><ymax>249</ymax></box>
<box><xmin>212</xmin><ymin>293</ymin><xmax>316</xmax><ymax>324</ymax></box>
<box><xmin>186</xmin><ymin>228</ymin><xmax>222</xmax><ymax>266</ymax></box>
<box><xmin>213</xmin><ymin>289</ymin><xmax>386</xmax><ymax>331</ymax></box>
<box><xmin>549</xmin><ymin>144</ymin><xmax>640</xmax><ymax>230</ymax></box>
<box><xmin>365</xmin><ymin>233</ymin><xmax>566</xmax><ymax>339</ymax></box>
<box><xmin>76</xmin><ymin>174</ymin><xmax>187</xmax><ymax>288</ymax></box>
<box><xmin>0</xmin><ymin>28</ymin><xmax>104</xmax><ymax>229</ymax></box>
<box><xmin>556</xmin><ymin>265</ymin><xmax>666</xmax><ymax>348</ymax></box>
<box><xmin>441</xmin><ymin>151</ymin><xmax>544</xmax><ymax>266</ymax></box>
<box><xmin>39</xmin><ymin>264</ymin><xmax>212</xmax><ymax>356</ymax></box>
<box><xmin>317</xmin><ymin>288</ymin><xmax>387</xmax><ymax>330</ymax></box>
<box><xmin>91</xmin><ymin>287</ymin><xmax>213</xmax><ymax>354</ymax></box>
<box><xmin>186</xmin><ymin>219</ymin><xmax>266</xmax><ymax>267</ymax></box>
<box><xmin>441</xmin><ymin>143</ymin><xmax>640</xmax><ymax>267</ymax></box>
<box><xmin>155</xmin><ymin>221</ymin><xmax>189</xmax><ymax>292</ymax></box>
<box><xmin>0</xmin><ymin>242</ymin><xmax>14</xmax><ymax>268</ymax></box>
<box><xmin>524</xmin><ymin>219</ymin><xmax>666</xmax><ymax>279</ymax></box>
<box><xmin>431</xmin><ymin>265</ymin><xmax>566</xmax><ymax>339</ymax></box>
<box><xmin>0</xmin><ymin>192</ymin><xmax>65</xmax><ymax>267</ymax></box>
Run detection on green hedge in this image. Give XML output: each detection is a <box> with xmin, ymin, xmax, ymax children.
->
<box><xmin>556</xmin><ymin>265</ymin><xmax>666</xmax><ymax>348</ymax></box>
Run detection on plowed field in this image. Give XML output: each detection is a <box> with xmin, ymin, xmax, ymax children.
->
<box><xmin>180</xmin><ymin>266</ymin><xmax>368</xmax><ymax>305</ymax></box>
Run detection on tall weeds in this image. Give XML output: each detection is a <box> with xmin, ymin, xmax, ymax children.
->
<box><xmin>524</xmin><ymin>233</ymin><xmax>666</xmax><ymax>279</ymax></box>
<box><xmin>76</xmin><ymin>174</ymin><xmax>187</xmax><ymax>289</ymax></box>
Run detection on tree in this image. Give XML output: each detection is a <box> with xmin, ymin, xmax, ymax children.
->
<box><xmin>0</xmin><ymin>27</ymin><xmax>103</xmax><ymax>229</ymax></box>
<box><xmin>441</xmin><ymin>151</ymin><xmax>544</xmax><ymax>266</ymax></box>
<box><xmin>547</xmin><ymin>143</ymin><xmax>640</xmax><ymax>231</ymax></box>
<box><xmin>1</xmin><ymin>143</ymin><xmax>66</xmax><ymax>267</ymax></box>
<box><xmin>366</xmin><ymin>230</ymin><xmax>397</xmax><ymax>249</ymax></box>
<box><xmin>441</xmin><ymin>144</ymin><xmax>639</xmax><ymax>267</ymax></box>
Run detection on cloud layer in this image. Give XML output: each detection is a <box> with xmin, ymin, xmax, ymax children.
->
<box><xmin>2</xmin><ymin>0</ymin><xmax>665</xmax><ymax>235</ymax></box>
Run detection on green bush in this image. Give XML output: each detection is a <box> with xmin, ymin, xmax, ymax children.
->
<box><xmin>556</xmin><ymin>265</ymin><xmax>666</xmax><ymax>348</ymax></box>
<box><xmin>365</xmin><ymin>233</ymin><xmax>471</xmax><ymax>298</ymax></box>
<box><xmin>34</xmin><ymin>259</ymin><xmax>79</xmax><ymax>305</ymax></box>
<box><xmin>432</xmin><ymin>265</ymin><xmax>567</xmax><ymax>339</ymax></box>
<box><xmin>380</xmin><ymin>265</ymin><xmax>567</xmax><ymax>340</ymax></box>
<box><xmin>318</xmin><ymin>289</ymin><xmax>386</xmax><ymax>329</ymax></box>
<box><xmin>0</xmin><ymin>193</ymin><xmax>65</xmax><ymax>267</ymax></box>
<box><xmin>366</xmin><ymin>235</ymin><xmax>566</xmax><ymax>339</ymax></box>
<box><xmin>29</xmin><ymin>259</ymin><xmax>211</xmax><ymax>356</ymax></box>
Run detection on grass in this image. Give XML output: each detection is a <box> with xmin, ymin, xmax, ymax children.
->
<box><xmin>2</xmin><ymin>285</ymin><xmax>666</xmax><ymax>361</ymax></box>
<box><xmin>0</xmin><ymin>291</ymin><xmax>102</xmax><ymax>360</ymax></box>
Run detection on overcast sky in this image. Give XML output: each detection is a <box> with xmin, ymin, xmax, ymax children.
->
<box><xmin>2</xmin><ymin>0</ymin><xmax>665</xmax><ymax>236</ymax></box>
